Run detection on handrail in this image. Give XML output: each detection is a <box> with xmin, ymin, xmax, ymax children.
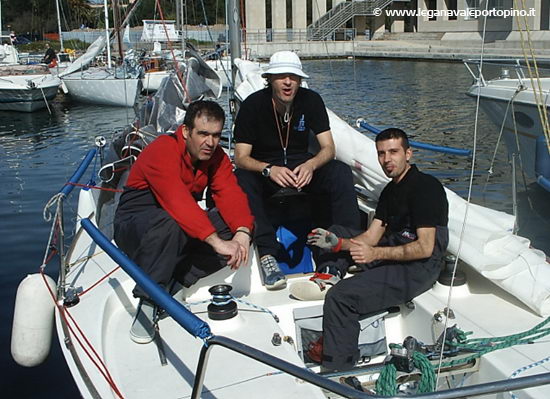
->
<box><xmin>464</xmin><ymin>58</ymin><xmax>550</xmax><ymax>69</ymax></box>
<box><xmin>193</xmin><ymin>336</ymin><xmax>550</xmax><ymax>399</ymax></box>
<box><xmin>79</xmin><ymin>219</ymin><xmax>550</xmax><ymax>398</ymax></box>
<box><xmin>60</xmin><ymin>149</ymin><xmax>97</xmax><ymax>197</ymax></box>
<box><xmin>357</xmin><ymin>119</ymin><xmax>472</xmax><ymax>157</ymax></box>
<box><xmin>308</xmin><ymin>0</ymin><xmax>394</xmax><ymax>40</ymax></box>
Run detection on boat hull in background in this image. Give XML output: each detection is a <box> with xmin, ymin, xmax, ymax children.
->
<box><xmin>0</xmin><ymin>74</ymin><xmax>60</xmax><ymax>112</ymax></box>
<box><xmin>62</xmin><ymin>69</ymin><xmax>141</xmax><ymax>107</ymax></box>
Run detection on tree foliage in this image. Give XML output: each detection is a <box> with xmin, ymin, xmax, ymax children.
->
<box><xmin>2</xmin><ymin>0</ymin><xmax>224</xmax><ymax>37</ymax></box>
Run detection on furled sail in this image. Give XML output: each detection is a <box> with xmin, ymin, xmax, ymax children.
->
<box><xmin>59</xmin><ymin>36</ymin><xmax>106</xmax><ymax>77</ymax></box>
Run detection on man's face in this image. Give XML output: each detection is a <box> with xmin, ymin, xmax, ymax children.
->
<box><xmin>376</xmin><ymin>138</ymin><xmax>412</xmax><ymax>182</ymax></box>
<box><xmin>270</xmin><ymin>73</ymin><xmax>301</xmax><ymax>105</ymax></box>
<box><xmin>183</xmin><ymin>114</ymin><xmax>223</xmax><ymax>163</ymax></box>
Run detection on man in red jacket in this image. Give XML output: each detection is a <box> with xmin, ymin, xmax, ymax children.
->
<box><xmin>114</xmin><ymin>100</ymin><xmax>254</xmax><ymax>344</ymax></box>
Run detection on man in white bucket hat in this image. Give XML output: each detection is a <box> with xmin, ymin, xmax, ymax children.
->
<box><xmin>233</xmin><ymin>51</ymin><xmax>360</xmax><ymax>291</ymax></box>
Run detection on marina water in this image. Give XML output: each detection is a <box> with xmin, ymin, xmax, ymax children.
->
<box><xmin>2</xmin><ymin>58</ymin><xmax>549</xmax><ymax>397</ymax></box>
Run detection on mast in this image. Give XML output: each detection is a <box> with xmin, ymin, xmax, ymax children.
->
<box><xmin>180</xmin><ymin>0</ymin><xmax>186</xmax><ymax>52</ymax></box>
<box><xmin>0</xmin><ymin>1</ymin><xmax>3</xmax><ymax>41</ymax></box>
<box><xmin>227</xmin><ymin>0</ymin><xmax>241</xmax><ymax>93</ymax></box>
<box><xmin>55</xmin><ymin>0</ymin><xmax>64</xmax><ymax>51</ymax></box>
<box><xmin>112</xmin><ymin>0</ymin><xmax>124</xmax><ymax>62</ymax></box>
<box><xmin>103</xmin><ymin>0</ymin><xmax>112</xmax><ymax>68</ymax></box>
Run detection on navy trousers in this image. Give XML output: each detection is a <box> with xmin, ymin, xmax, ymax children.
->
<box><xmin>235</xmin><ymin>159</ymin><xmax>360</xmax><ymax>260</ymax></box>
<box><xmin>320</xmin><ymin>225</ymin><xmax>449</xmax><ymax>371</ymax></box>
<box><xmin>114</xmin><ymin>189</ymin><xmax>231</xmax><ymax>300</ymax></box>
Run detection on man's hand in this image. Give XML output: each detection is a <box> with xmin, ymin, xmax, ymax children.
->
<box><xmin>307</xmin><ymin>228</ymin><xmax>341</xmax><ymax>251</ymax></box>
<box><xmin>293</xmin><ymin>161</ymin><xmax>314</xmax><ymax>189</ymax></box>
<box><xmin>270</xmin><ymin>165</ymin><xmax>298</xmax><ymax>187</ymax></box>
<box><xmin>206</xmin><ymin>233</ymin><xmax>245</xmax><ymax>270</ymax></box>
<box><xmin>232</xmin><ymin>230</ymin><xmax>251</xmax><ymax>266</ymax></box>
<box><xmin>349</xmin><ymin>238</ymin><xmax>377</xmax><ymax>264</ymax></box>
<box><xmin>214</xmin><ymin>240</ymin><xmax>246</xmax><ymax>270</ymax></box>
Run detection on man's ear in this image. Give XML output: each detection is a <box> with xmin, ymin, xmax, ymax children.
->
<box><xmin>182</xmin><ymin>125</ymin><xmax>189</xmax><ymax>140</ymax></box>
<box><xmin>405</xmin><ymin>147</ymin><xmax>413</xmax><ymax>162</ymax></box>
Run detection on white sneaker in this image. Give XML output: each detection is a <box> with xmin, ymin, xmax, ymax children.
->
<box><xmin>130</xmin><ymin>300</ymin><xmax>157</xmax><ymax>344</ymax></box>
<box><xmin>289</xmin><ymin>272</ymin><xmax>341</xmax><ymax>301</ymax></box>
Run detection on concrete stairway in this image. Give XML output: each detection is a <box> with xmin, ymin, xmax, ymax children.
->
<box><xmin>308</xmin><ymin>0</ymin><xmax>395</xmax><ymax>41</ymax></box>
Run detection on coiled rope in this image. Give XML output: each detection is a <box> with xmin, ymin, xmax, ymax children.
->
<box><xmin>375</xmin><ymin>318</ymin><xmax>550</xmax><ymax>395</ymax></box>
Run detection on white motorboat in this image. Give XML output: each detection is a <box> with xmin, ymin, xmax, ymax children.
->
<box><xmin>464</xmin><ymin>60</ymin><xmax>550</xmax><ymax>191</ymax></box>
<box><xmin>0</xmin><ymin>64</ymin><xmax>60</xmax><ymax>112</ymax></box>
<box><xmin>11</xmin><ymin>54</ymin><xmax>550</xmax><ymax>398</ymax></box>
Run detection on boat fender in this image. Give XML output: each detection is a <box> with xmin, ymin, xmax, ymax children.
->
<box><xmin>11</xmin><ymin>273</ymin><xmax>56</xmax><ymax>367</ymax></box>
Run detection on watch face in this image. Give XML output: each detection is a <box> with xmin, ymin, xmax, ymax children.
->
<box><xmin>262</xmin><ymin>166</ymin><xmax>271</xmax><ymax>177</ymax></box>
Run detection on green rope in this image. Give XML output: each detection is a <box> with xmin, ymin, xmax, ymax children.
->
<box><xmin>413</xmin><ymin>352</ymin><xmax>436</xmax><ymax>393</ymax></box>
<box><xmin>375</xmin><ymin>317</ymin><xmax>550</xmax><ymax>396</ymax></box>
<box><xmin>375</xmin><ymin>363</ymin><xmax>398</xmax><ymax>396</ymax></box>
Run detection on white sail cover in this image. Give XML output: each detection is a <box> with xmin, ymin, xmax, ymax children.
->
<box><xmin>59</xmin><ymin>36</ymin><xmax>106</xmax><ymax>77</ymax></box>
<box><xmin>234</xmin><ymin>58</ymin><xmax>550</xmax><ymax>316</ymax></box>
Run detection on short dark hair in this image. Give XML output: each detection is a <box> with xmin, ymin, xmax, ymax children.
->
<box><xmin>376</xmin><ymin>128</ymin><xmax>410</xmax><ymax>149</ymax></box>
<box><xmin>183</xmin><ymin>100</ymin><xmax>225</xmax><ymax>130</ymax></box>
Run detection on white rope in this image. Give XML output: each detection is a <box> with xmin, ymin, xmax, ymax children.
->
<box><xmin>39</xmin><ymin>85</ymin><xmax>52</xmax><ymax>114</ymax></box>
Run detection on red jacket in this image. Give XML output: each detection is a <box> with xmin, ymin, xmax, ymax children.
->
<box><xmin>126</xmin><ymin>127</ymin><xmax>254</xmax><ymax>240</ymax></box>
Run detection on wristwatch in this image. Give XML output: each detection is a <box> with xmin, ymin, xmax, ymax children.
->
<box><xmin>261</xmin><ymin>164</ymin><xmax>272</xmax><ymax>177</ymax></box>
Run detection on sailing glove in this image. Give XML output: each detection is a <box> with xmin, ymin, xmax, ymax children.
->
<box><xmin>307</xmin><ymin>228</ymin><xmax>343</xmax><ymax>252</ymax></box>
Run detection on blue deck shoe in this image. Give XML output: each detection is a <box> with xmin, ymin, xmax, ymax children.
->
<box><xmin>259</xmin><ymin>255</ymin><xmax>287</xmax><ymax>290</ymax></box>
<box><xmin>130</xmin><ymin>299</ymin><xmax>157</xmax><ymax>344</ymax></box>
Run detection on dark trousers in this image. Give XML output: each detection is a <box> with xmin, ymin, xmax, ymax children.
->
<box><xmin>114</xmin><ymin>189</ymin><xmax>231</xmax><ymax>300</ymax></box>
<box><xmin>321</xmin><ymin>226</ymin><xmax>449</xmax><ymax>371</ymax></box>
<box><xmin>234</xmin><ymin>159</ymin><xmax>360</xmax><ymax>259</ymax></box>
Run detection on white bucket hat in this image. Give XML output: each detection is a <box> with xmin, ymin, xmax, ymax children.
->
<box><xmin>261</xmin><ymin>51</ymin><xmax>309</xmax><ymax>79</ymax></box>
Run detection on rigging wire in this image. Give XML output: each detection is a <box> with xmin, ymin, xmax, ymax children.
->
<box><xmin>312</xmin><ymin>0</ymin><xmax>335</xmax><ymax>83</ymax></box>
<box><xmin>154</xmin><ymin>0</ymin><xmax>190</xmax><ymax>101</ymax></box>
<box><xmin>433</xmin><ymin>0</ymin><xmax>490</xmax><ymax>391</ymax></box>
<box><xmin>516</xmin><ymin>0</ymin><xmax>550</xmax><ymax>154</ymax></box>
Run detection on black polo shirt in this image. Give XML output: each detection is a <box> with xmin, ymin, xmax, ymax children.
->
<box><xmin>234</xmin><ymin>87</ymin><xmax>330</xmax><ymax>165</ymax></box>
<box><xmin>374</xmin><ymin>164</ymin><xmax>448</xmax><ymax>236</ymax></box>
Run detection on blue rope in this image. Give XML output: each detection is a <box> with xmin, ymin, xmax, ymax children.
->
<box><xmin>509</xmin><ymin>355</ymin><xmax>550</xmax><ymax>399</ymax></box>
<box><xmin>185</xmin><ymin>296</ymin><xmax>280</xmax><ymax>323</ymax></box>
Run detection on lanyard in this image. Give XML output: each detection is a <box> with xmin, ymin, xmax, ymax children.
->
<box><xmin>272</xmin><ymin>99</ymin><xmax>293</xmax><ymax>166</ymax></box>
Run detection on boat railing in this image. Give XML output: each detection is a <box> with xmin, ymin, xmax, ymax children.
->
<box><xmin>51</xmin><ymin>149</ymin><xmax>97</xmax><ymax>297</ymax></box>
<box><xmin>80</xmin><ymin>214</ymin><xmax>550</xmax><ymax>398</ymax></box>
<box><xmin>464</xmin><ymin>58</ymin><xmax>550</xmax><ymax>88</ymax></box>
<box><xmin>356</xmin><ymin>119</ymin><xmax>472</xmax><ymax>157</ymax></box>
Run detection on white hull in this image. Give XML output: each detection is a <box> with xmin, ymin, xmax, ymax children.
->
<box><xmin>62</xmin><ymin>69</ymin><xmax>141</xmax><ymax>107</ymax></box>
<box><xmin>467</xmin><ymin>78</ymin><xmax>550</xmax><ymax>178</ymax></box>
<box><xmin>0</xmin><ymin>74</ymin><xmax>60</xmax><ymax>112</ymax></box>
<box><xmin>50</xmin><ymin>61</ymin><xmax>550</xmax><ymax>398</ymax></box>
<box><xmin>58</xmin><ymin>186</ymin><xmax>550</xmax><ymax>399</ymax></box>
